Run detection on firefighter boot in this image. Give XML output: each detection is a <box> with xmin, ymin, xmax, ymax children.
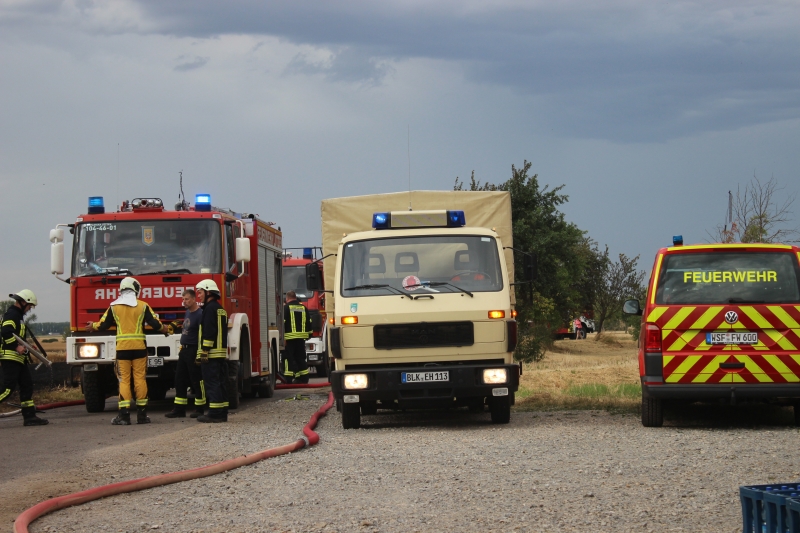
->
<box><xmin>197</xmin><ymin>410</ymin><xmax>227</xmax><ymax>423</ymax></box>
<box><xmin>164</xmin><ymin>407</ymin><xmax>186</xmax><ymax>418</ymax></box>
<box><xmin>190</xmin><ymin>407</ymin><xmax>204</xmax><ymax>419</ymax></box>
<box><xmin>111</xmin><ymin>408</ymin><xmax>131</xmax><ymax>425</ymax></box>
<box><xmin>22</xmin><ymin>406</ymin><xmax>49</xmax><ymax>426</ymax></box>
<box><xmin>137</xmin><ymin>407</ymin><xmax>151</xmax><ymax>424</ymax></box>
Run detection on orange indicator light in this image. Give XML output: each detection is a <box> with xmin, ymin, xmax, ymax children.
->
<box><xmin>341</xmin><ymin>316</ymin><xmax>358</xmax><ymax>325</ymax></box>
<box><xmin>488</xmin><ymin>311</ymin><xmax>505</xmax><ymax>319</ymax></box>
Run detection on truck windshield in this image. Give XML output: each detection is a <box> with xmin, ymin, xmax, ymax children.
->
<box><xmin>283</xmin><ymin>266</ymin><xmax>313</xmax><ymax>300</ymax></box>
<box><xmin>655</xmin><ymin>251</ymin><xmax>800</xmax><ymax>305</ymax></box>
<box><xmin>72</xmin><ymin>220</ymin><xmax>222</xmax><ymax>277</ymax></box>
<box><xmin>341</xmin><ymin>235</ymin><xmax>503</xmax><ymax>297</ymax></box>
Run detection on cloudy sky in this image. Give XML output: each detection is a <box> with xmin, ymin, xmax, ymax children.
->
<box><xmin>2</xmin><ymin>0</ymin><xmax>799</xmax><ymax>321</ymax></box>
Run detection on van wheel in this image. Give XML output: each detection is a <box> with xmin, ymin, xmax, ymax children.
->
<box><xmin>490</xmin><ymin>395</ymin><xmax>511</xmax><ymax>424</ymax></box>
<box><xmin>82</xmin><ymin>368</ymin><xmax>105</xmax><ymax>413</ymax></box>
<box><xmin>342</xmin><ymin>402</ymin><xmax>361</xmax><ymax>429</ymax></box>
<box><xmin>641</xmin><ymin>396</ymin><xmax>663</xmax><ymax>427</ymax></box>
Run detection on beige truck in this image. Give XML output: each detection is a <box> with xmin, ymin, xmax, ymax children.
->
<box><xmin>305</xmin><ymin>191</ymin><xmax>525</xmax><ymax>428</ymax></box>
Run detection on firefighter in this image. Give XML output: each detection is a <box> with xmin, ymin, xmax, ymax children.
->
<box><xmin>194</xmin><ymin>280</ymin><xmax>229</xmax><ymax>423</ymax></box>
<box><xmin>0</xmin><ymin>290</ymin><xmax>48</xmax><ymax>426</ymax></box>
<box><xmin>87</xmin><ymin>277</ymin><xmax>170</xmax><ymax>425</ymax></box>
<box><xmin>165</xmin><ymin>289</ymin><xmax>206</xmax><ymax>418</ymax></box>
<box><xmin>284</xmin><ymin>290</ymin><xmax>311</xmax><ymax>384</ymax></box>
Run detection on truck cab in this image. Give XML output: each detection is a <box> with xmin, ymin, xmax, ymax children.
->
<box><xmin>308</xmin><ymin>208</ymin><xmax>520</xmax><ymax>429</ymax></box>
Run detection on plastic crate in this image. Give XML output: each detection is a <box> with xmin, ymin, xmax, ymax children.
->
<box><xmin>740</xmin><ymin>484</ymin><xmax>800</xmax><ymax>533</ymax></box>
<box><xmin>786</xmin><ymin>498</ymin><xmax>800</xmax><ymax>533</ymax></box>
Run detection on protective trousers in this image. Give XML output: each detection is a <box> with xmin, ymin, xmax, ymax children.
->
<box><xmin>200</xmin><ymin>358</ymin><xmax>228</xmax><ymax>419</ymax></box>
<box><xmin>116</xmin><ymin>358</ymin><xmax>148</xmax><ymax>410</ymax></box>
<box><xmin>0</xmin><ymin>359</ymin><xmax>34</xmax><ymax>410</ymax></box>
<box><xmin>283</xmin><ymin>338</ymin><xmax>309</xmax><ymax>384</ymax></box>
<box><xmin>173</xmin><ymin>345</ymin><xmax>205</xmax><ymax>411</ymax></box>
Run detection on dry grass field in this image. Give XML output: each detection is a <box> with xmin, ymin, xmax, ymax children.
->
<box><xmin>516</xmin><ymin>331</ymin><xmax>641</xmax><ymax>413</ymax></box>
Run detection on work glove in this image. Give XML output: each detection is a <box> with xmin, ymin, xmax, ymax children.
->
<box><xmin>162</xmin><ymin>324</ymin><xmax>174</xmax><ymax>337</ymax></box>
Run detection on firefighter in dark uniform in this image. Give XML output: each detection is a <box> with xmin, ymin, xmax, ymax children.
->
<box><xmin>87</xmin><ymin>277</ymin><xmax>170</xmax><ymax>425</ymax></box>
<box><xmin>0</xmin><ymin>290</ymin><xmax>48</xmax><ymax>426</ymax></box>
<box><xmin>165</xmin><ymin>289</ymin><xmax>206</xmax><ymax>418</ymax></box>
<box><xmin>283</xmin><ymin>290</ymin><xmax>311</xmax><ymax>384</ymax></box>
<box><xmin>194</xmin><ymin>279</ymin><xmax>229</xmax><ymax>423</ymax></box>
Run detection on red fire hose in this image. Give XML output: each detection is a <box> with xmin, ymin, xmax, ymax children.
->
<box><xmin>13</xmin><ymin>389</ymin><xmax>335</xmax><ymax>533</ymax></box>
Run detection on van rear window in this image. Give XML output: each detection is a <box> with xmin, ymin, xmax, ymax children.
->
<box><xmin>655</xmin><ymin>252</ymin><xmax>800</xmax><ymax>305</ymax></box>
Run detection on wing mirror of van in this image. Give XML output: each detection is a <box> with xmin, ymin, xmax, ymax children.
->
<box><xmin>623</xmin><ymin>299</ymin><xmax>643</xmax><ymax>316</ymax></box>
<box><xmin>305</xmin><ymin>262</ymin><xmax>322</xmax><ymax>291</ymax></box>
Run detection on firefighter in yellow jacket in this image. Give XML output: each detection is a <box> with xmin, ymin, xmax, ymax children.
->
<box><xmin>87</xmin><ymin>277</ymin><xmax>169</xmax><ymax>425</ymax></box>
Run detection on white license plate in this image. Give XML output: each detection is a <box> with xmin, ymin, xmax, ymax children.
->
<box><xmin>401</xmin><ymin>371</ymin><xmax>449</xmax><ymax>383</ymax></box>
<box><xmin>706</xmin><ymin>332</ymin><xmax>758</xmax><ymax>345</ymax></box>
<box><xmin>147</xmin><ymin>357</ymin><xmax>164</xmax><ymax>368</ymax></box>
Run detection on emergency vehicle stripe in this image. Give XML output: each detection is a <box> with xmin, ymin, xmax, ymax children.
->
<box><xmin>666</xmin><ymin>355</ymin><xmax>702</xmax><ymax>382</ymax></box>
<box><xmin>647</xmin><ymin>306</ymin><xmax>668</xmax><ymax>323</ymax></box>
<box><xmin>734</xmin><ymin>355</ymin><xmax>772</xmax><ymax>382</ymax></box>
<box><xmin>769</xmin><ymin>306</ymin><xmax>800</xmax><ymax>329</ymax></box>
<box><xmin>663</xmin><ymin>307</ymin><xmax>695</xmax><ymax>331</ymax></box>
<box><xmin>650</xmin><ymin>254</ymin><xmax>663</xmax><ymax>304</ymax></box>
<box><xmin>762</xmin><ymin>355</ymin><xmax>800</xmax><ymax>382</ymax></box>
<box><xmin>666</xmin><ymin>307</ymin><xmax>724</xmax><ymax>352</ymax></box>
<box><xmin>740</xmin><ymin>306</ymin><xmax>772</xmax><ymax>329</ymax></box>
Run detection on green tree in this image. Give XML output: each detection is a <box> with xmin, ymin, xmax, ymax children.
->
<box><xmin>593</xmin><ymin>252</ymin><xmax>646</xmax><ymax>337</ymax></box>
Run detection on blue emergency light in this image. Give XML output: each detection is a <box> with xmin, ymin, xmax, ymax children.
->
<box><xmin>303</xmin><ymin>248</ymin><xmax>313</xmax><ymax>259</ymax></box>
<box><xmin>447</xmin><ymin>210</ymin><xmax>466</xmax><ymax>227</ymax></box>
<box><xmin>673</xmin><ymin>235</ymin><xmax>684</xmax><ymax>246</ymax></box>
<box><xmin>88</xmin><ymin>196</ymin><xmax>105</xmax><ymax>214</ymax></box>
<box><xmin>372</xmin><ymin>212</ymin><xmax>391</xmax><ymax>229</ymax></box>
<box><xmin>195</xmin><ymin>194</ymin><xmax>211</xmax><ymax>212</ymax></box>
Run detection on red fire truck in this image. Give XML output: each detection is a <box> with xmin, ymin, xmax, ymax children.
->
<box><xmin>282</xmin><ymin>247</ymin><xmax>330</xmax><ymax>377</ymax></box>
<box><xmin>49</xmin><ymin>194</ymin><xmax>284</xmax><ymax>412</ymax></box>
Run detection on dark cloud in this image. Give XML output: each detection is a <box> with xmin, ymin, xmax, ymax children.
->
<box><xmin>130</xmin><ymin>0</ymin><xmax>800</xmax><ymax>142</ymax></box>
<box><xmin>174</xmin><ymin>55</ymin><xmax>209</xmax><ymax>72</ymax></box>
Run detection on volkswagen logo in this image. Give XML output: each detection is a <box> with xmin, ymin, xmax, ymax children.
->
<box><xmin>724</xmin><ymin>311</ymin><xmax>739</xmax><ymax>324</ymax></box>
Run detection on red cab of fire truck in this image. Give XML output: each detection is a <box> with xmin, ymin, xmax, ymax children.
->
<box><xmin>282</xmin><ymin>247</ymin><xmax>330</xmax><ymax>377</ymax></box>
<box><xmin>624</xmin><ymin>236</ymin><xmax>800</xmax><ymax>427</ymax></box>
<box><xmin>49</xmin><ymin>195</ymin><xmax>284</xmax><ymax>412</ymax></box>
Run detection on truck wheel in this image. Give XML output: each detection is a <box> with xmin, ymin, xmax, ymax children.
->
<box><xmin>317</xmin><ymin>351</ymin><xmax>330</xmax><ymax>378</ymax></box>
<box><xmin>360</xmin><ymin>400</ymin><xmax>377</xmax><ymax>416</ymax></box>
<box><xmin>82</xmin><ymin>368</ymin><xmax>105</xmax><ymax>413</ymax></box>
<box><xmin>490</xmin><ymin>395</ymin><xmax>511</xmax><ymax>424</ymax></box>
<box><xmin>342</xmin><ymin>402</ymin><xmax>361</xmax><ymax>429</ymax></box>
<box><xmin>258</xmin><ymin>347</ymin><xmax>277</xmax><ymax>398</ymax></box>
<box><xmin>641</xmin><ymin>396</ymin><xmax>663</xmax><ymax>427</ymax></box>
<box><xmin>227</xmin><ymin>360</ymin><xmax>240</xmax><ymax>410</ymax></box>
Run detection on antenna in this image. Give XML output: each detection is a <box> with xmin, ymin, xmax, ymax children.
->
<box><xmin>407</xmin><ymin>124</ymin><xmax>412</xmax><ymax>211</ymax></box>
<box><xmin>177</xmin><ymin>171</ymin><xmax>188</xmax><ymax>211</ymax></box>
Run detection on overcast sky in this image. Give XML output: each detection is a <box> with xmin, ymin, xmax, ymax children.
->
<box><xmin>2</xmin><ymin>0</ymin><xmax>799</xmax><ymax>321</ymax></box>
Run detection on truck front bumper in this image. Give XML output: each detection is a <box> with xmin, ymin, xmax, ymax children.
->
<box><xmin>643</xmin><ymin>381</ymin><xmax>800</xmax><ymax>401</ymax></box>
<box><xmin>330</xmin><ymin>363</ymin><xmax>520</xmax><ymax>402</ymax></box>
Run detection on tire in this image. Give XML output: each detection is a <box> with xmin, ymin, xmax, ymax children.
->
<box><xmin>317</xmin><ymin>351</ymin><xmax>330</xmax><ymax>378</ymax></box>
<box><xmin>258</xmin><ymin>346</ymin><xmax>277</xmax><ymax>398</ymax></box>
<box><xmin>641</xmin><ymin>395</ymin><xmax>663</xmax><ymax>427</ymax></box>
<box><xmin>82</xmin><ymin>367</ymin><xmax>106</xmax><ymax>413</ymax></box>
<box><xmin>793</xmin><ymin>404</ymin><xmax>800</xmax><ymax>427</ymax></box>
<box><xmin>342</xmin><ymin>402</ymin><xmax>361</xmax><ymax>429</ymax></box>
<box><xmin>360</xmin><ymin>400</ymin><xmax>378</xmax><ymax>416</ymax></box>
<box><xmin>336</xmin><ymin>398</ymin><xmax>342</xmax><ymax>412</ymax></box>
<box><xmin>490</xmin><ymin>395</ymin><xmax>511</xmax><ymax>424</ymax></box>
<box><xmin>227</xmin><ymin>360</ymin><xmax>240</xmax><ymax>410</ymax></box>
<box><xmin>239</xmin><ymin>333</ymin><xmax>256</xmax><ymax>398</ymax></box>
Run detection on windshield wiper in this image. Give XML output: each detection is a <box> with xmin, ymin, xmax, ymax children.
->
<box><xmin>728</xmin><ymin>298</ymin><xmax>765</xmax><ymax>304</ymax></box>
<box><xmin>344</xmin><ymin>284</ymin><xmax>406</xmax><ymax>296</ymax></box>
<box><xmin>79</xmin><ymin>268</ymin><xmax>133</xmax><ymax>278</ymax></box>
<box><xmin>139</xmin><ymin>268</ymin><xmax>193</xmax><ymax>276</ymax></box>
<box><xmin>405</xmin><ymin>282</ymin><xmax>474</xmax><ymax>298</ymax></box>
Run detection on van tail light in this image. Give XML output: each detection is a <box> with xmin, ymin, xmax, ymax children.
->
<box><xmin>645</xmin><ymin>324</ymin><xmax>661</xmax><ymax>353</ymax></box>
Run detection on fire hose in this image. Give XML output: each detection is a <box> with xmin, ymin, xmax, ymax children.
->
<box><xmin>12</xmin><ymin>383</ymin><xmax>333</xmax><ymax>533</ymax></box>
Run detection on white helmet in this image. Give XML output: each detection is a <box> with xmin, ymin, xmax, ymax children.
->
<box><xmin>119</xmin><ymin>277</ymin><xmax>142</xmax><ymax>296</ymax></box>
<box><xmin>10</xmin><ymin>289</ymin><xmax>37</xmax><ymax>307</ymax></box>
<box><xmin>195</xmin><ymin>279</ymin><xmax>220</xmax><ymax>296</ymax></box>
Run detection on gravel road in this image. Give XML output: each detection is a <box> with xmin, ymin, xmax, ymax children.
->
<box><xmin>24</xmin><ymin>398</ymin><xmax>800</xmax><ymax>533</ymax></box>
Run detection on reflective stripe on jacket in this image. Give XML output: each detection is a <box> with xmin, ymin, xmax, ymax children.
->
<box><xmin>1</xmin><ymin>306</ymin><xmax>27</xmax><ymax>363</ymax></box>
<box><xmin>93</xmin><ymin>300</ymin><xmax>163</xmax><ymax>351</ymax></box>
<box><xmin>284</xmin><ymin>301</ymin><xmax>311</xmax><ymax>340</ymax></box>
<box><xmin>198</xmin><ymin>299</ymin><xmax>228</xmax><ymax>358</ymax></box>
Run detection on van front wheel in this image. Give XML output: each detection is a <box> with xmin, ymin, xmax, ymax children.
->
<box><xmin>641</xmin><ymin>396</ymin><xmax>663</xmax><ymax>427</ymax></box>
<box><xmin>342</xmin><ymin>402</ymin><xmax>361</xmax><ymax>429</ymax></box>
<box><xmin>490</xmin><ymin>395</ymin><xmax>511</xmax><ymax>424</ymax></box>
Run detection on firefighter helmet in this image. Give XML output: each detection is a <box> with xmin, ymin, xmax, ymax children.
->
<box><xmin>9</xmin><ymin>289</ymin><xmax>37</xmax><ymax>307</ymax></box>
<box><xmin>195</xmin><ymin>279</ymin><xmax>220</xmax><ymax>296</ymax></box>
<box><xmin>119</xmin><ymin>277</ymin><xmax>142</xmax><ymax>296</ymax></box>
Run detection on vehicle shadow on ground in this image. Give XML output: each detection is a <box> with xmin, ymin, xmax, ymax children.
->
<box><xmin>663</xmin><ymin>402</ymin><xmax>796</xmax><ymax>429</ymax></box>
<box><xmin>354</xmin><ymin>408</ymin><xmax>498</xmax><ymax>430</ymax></box>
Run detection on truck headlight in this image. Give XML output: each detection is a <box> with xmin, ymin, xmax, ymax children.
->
<box><xmin>78</xmin><ymin>344</ymin><xmax>100</xmax><ymax>359</ymax></box>
<box><xmin>483</xmin><ymin>368</ymin><xmax>507</xmax><ymax>384</ymax></box>
<box><xmin>343</xmin><ymin>373</ymin><xmax>369</xmax><ymax>390</ymax></box>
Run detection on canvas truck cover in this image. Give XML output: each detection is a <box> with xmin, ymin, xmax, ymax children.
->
<box><xmin>321</xmin><ymin>190</ymin><xmax>514</xmax><ymax>312</ymax></box>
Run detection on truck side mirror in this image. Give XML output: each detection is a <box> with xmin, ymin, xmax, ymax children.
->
<box><xmin>51</xmin><ymin>242</ymin><xmax>64</xmax><ymax>275</ymax></box>
<box><xmin>623</xmin><ymin>299</ymin><xmax>642</xmax><ymax>316</ymax></box>
<box><xmin>305</xmin><ymin>262</ymin><xmax>322</xmax><ymax>291</ymax></box>
<box><xmin>235</xmin><ymin>237</ymin><xmax>251</xmax><ymax>263</ymax></box>
<box><xmin>525</xmin><ymin>252</ymin><xmax>537</xmax><ymax>282</ymax></box>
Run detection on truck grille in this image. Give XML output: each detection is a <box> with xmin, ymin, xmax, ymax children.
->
<box><xmin>373</xmin><ymin>322</ymin><xmax>474</xmax><ymax>350</ymax></box>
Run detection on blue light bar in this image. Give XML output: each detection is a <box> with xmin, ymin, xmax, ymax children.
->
<box><xmin>303</xmin><ymin>248</ymin><xmax>313</xmax><ymax>259</ymax></box>
<box><xmin>673</xmin><ymin>235</ymin><xmax>684</xmax><ymax>246</ymax></box>
<box><xmin>446</xmin><ymin>210</ymin><xmax>466</xmax><ymax>227</ymax></box>
<box><xmin>195</xmin><ymin>194</ymin><xmax>211</xmax><ymax>212</ymax></box>
<box><xmin>372</xmin><ymin>212</ymin><xmax>391</xmax><ymax>230</ymax></box>
<box><xmin>88</xmin><ymin>196</ymin><xmax>105</xmax><ymax>214</ymax></box>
